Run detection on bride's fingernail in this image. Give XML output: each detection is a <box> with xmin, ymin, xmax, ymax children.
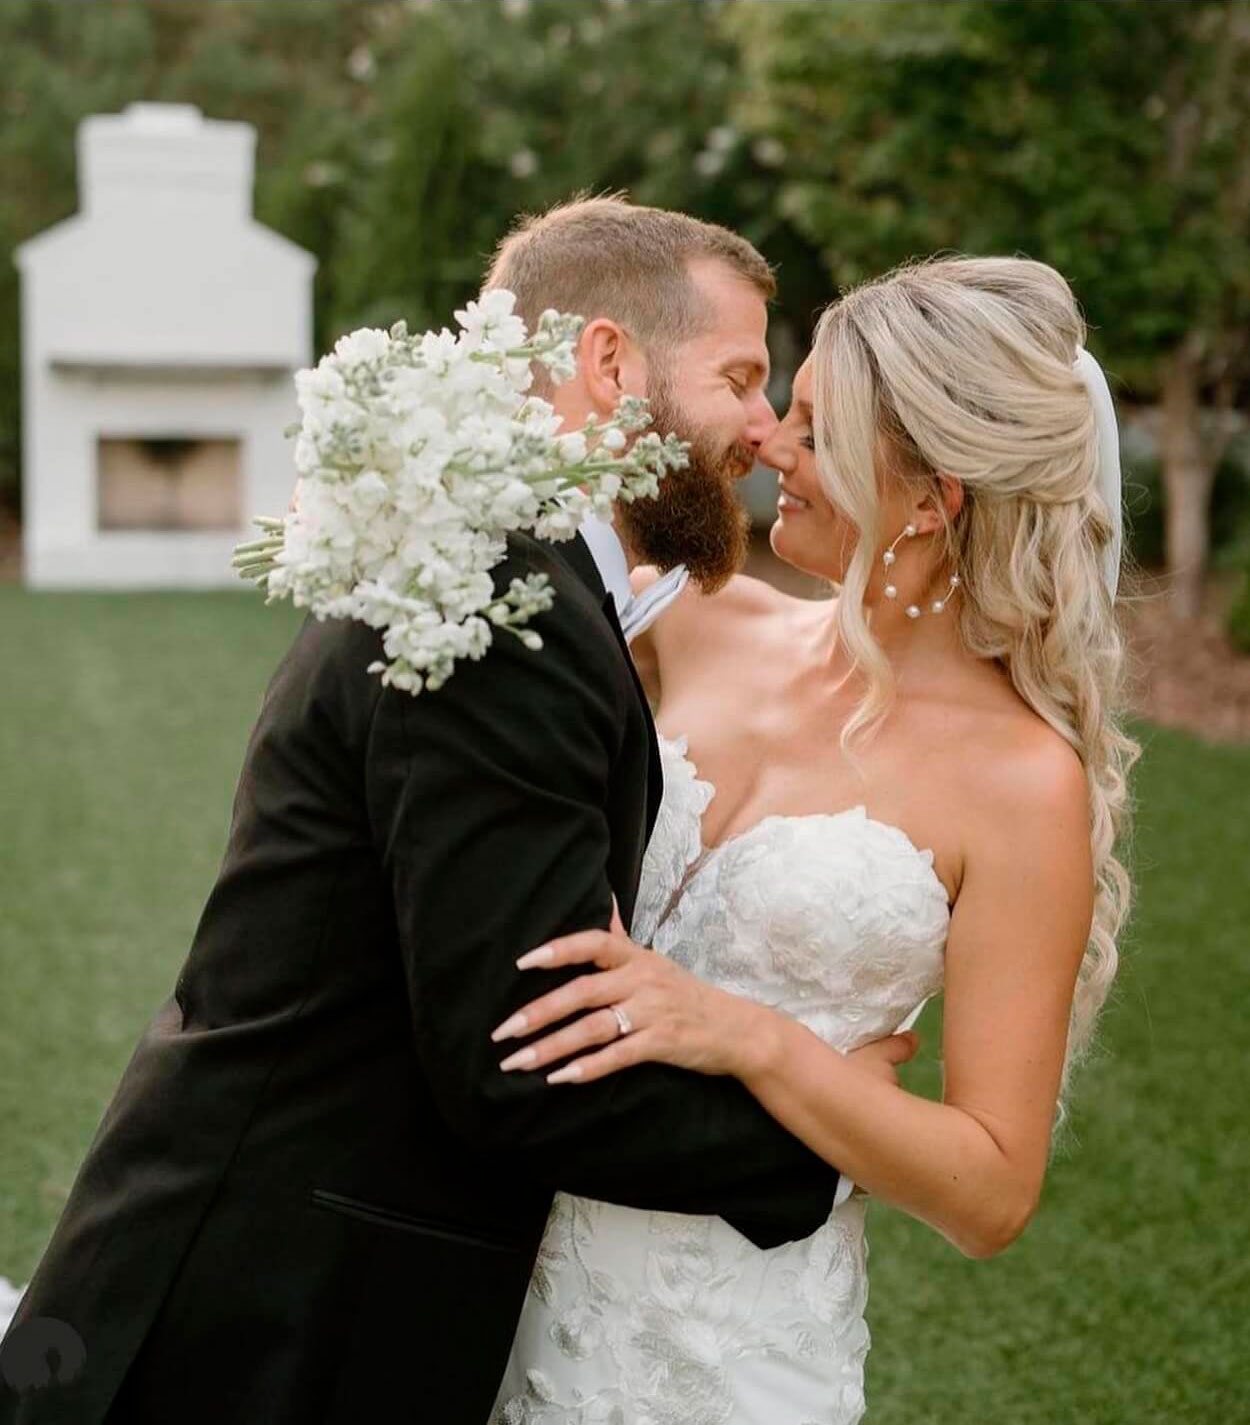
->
<box><xmin>516</xmin><ymin>945</ymin><xmax>555</xmax><ymax>969</ymax></box>
<box><xmin>547</xmin><ymin>1063</ymin><xmax>582</xmax><ymax>1084</ymax></box>
<box><xmin>499</xmin><ymin>1047</ymin><xmax>537</xmax><ymax>1071</ymax></box>
<box><xmin>491</xmin><ymin>1012</ymin><xmax>528</xmax><ymax>1042</ymax></box>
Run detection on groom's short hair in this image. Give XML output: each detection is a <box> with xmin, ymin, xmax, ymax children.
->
<box><xmin>484</xmin><ymin>195</ymin><xmax>775</xmax><ymax>366</ymax></box>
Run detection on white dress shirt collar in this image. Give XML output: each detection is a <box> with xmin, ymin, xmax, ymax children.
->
<box><xmin>577</xmin><ymin>514</ymin><xmax>690</xmax><ymax>643</ymax></box>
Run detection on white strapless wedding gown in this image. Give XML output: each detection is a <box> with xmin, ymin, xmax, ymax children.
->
<box><xmin>491</xmin><ymin>734</ymin><xmax>950</xmax><ymax>1425</ymax></box>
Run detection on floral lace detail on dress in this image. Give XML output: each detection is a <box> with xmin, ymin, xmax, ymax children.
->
<box><xmin>629</xmin><ymin>734</ymin><xmax>715</xmax><ymax>948</ymax></box>
<box><xmin>492</xmin><ymin>734</ymin><xmax>949</xmax><ymax>1425</ymax></box>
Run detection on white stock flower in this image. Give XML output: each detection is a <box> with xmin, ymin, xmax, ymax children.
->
<box><xmin>332</xmin><ymin>326</ymin><xmax>391</xmax><ymax>365</ymax></box>
<box><xmin>454</xmin><ymin>289</ymin><xmax>527</xmax><ymax>354</ymax></box>
<box><xmin>294</xmin><ymin>362</ymin><xmax>347</xmax><ymax>410</ymax></box>
<box><xmin>556</xmin><ymin>431</ymin><xmax>588</xmax><ymax>463</ymax></box>
<box><xmin>235</xmin><ymin>292</ymin><xmax>688</xmax><ymax>694</ymax></box>
<box><xmin>350</xmin><ymin>470</ymin><xmax>390</xmax><ymax>509</ymax></box>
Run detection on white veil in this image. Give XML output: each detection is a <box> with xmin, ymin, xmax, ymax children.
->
<box><xmin>1073</xmin><ymin>346</ymin><xmax>1123</xmax><ymax>598</ymax></box>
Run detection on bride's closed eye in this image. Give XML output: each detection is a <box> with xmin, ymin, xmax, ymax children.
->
<box><xmin>798</xmin><ymin>434</ymin><xmax>816</xmax><ymax>451</ymax></box>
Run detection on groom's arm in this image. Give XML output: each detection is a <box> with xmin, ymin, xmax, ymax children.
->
<box><xmin>365</xmin><ymin>566</ymin><xmax>842</xmax><ymax>1249</ymax></box>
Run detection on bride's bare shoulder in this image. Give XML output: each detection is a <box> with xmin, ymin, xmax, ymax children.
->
<box><xmin>630</xmin><ymin>567</ymin><xmax>794</xmax><ymax>641</ymax></box>
<box><xmin>629</xmin><ymin>568</ymin><xmax>818</xmax><ymax>702</ymax></box>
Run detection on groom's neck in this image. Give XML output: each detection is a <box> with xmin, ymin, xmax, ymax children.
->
<box><xmin>609</xmin><ymin>508</ymin><xmax>642</xmax><ymax>573</ymax></box>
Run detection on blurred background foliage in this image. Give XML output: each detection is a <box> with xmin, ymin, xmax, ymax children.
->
<box><xmin>1</xmin><ymin>0</ymin><xmax>1248</xmax><ymax>622</ymax></box>
<box><xmin>1</xmin><ymin>7</ymin><xmax>1247</xmax><ymax>1415</ymax></box>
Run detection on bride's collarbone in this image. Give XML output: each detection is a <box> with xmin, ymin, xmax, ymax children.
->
<box><xmin>662</xmin><ymin>719</ymin><xmax>960</xmax><ymax>883</ymax></box>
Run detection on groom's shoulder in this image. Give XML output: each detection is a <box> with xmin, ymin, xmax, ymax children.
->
<box><xmin>264</xmin><ymin>611</ymin><xmax>388</xmax><ymax>725</ymax></box>
<box><xmin>499</xmin><ymin>530</ymin><xmax>601</xmax><ymax>603</ymax></box>
<box><xmin>496</xmin><ymin>530</ymin><xmax>620</xmax><ymax>653</ymax></box>
<box><xmin>267</xmin><ymin>532</ymin><xmax>622</xmax><ymax>722</ymax></box>
<box><xmin>274</xmin><ymin>532</ymin><xmax>600</xmax><ymax>678</ymax></box>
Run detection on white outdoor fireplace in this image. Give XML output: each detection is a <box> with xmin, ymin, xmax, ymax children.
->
<box><xmin>15</xmin><ymin>102</ymin><xmax>316</xmax><ymax>587</ymax></box>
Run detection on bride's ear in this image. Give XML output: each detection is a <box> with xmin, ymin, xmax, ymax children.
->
<box><xmin>938</xmin><ymin>474</ymin><xmax>966</xmax><ymax>521</ymax></box>
<box><xmin>913</xmin><ymin>475</ymin><xmax>965</xmax><ymax>534</ymax></box>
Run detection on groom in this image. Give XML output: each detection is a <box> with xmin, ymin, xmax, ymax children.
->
<box><xmin>2</xmin><ymin>199</ymin><xmax>875</xmax><ymax>1424</ymax></box>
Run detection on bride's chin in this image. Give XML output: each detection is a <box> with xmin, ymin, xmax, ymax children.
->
<box><xmin>768</xmin><ymin>517</ymin><xmax>828</xmax><ymax>581</ymax></box>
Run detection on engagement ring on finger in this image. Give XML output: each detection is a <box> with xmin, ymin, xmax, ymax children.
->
<box><xmin>610</xmin><ymin>1005</ymin><xmax>633</xmax><ymax>1037</ymax></box>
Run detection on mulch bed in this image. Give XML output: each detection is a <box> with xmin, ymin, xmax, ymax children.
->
<box><xmin>0</xmin><ymin>507</ymin><xmax>19</xmax><ymax>585</ymax></box>
<box><xmin>1120</xmin><ymin>576</ymin><xmax>1250</xmax><ymax>744</ymax></box>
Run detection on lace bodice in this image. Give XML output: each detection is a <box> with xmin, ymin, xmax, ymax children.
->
<box><xmin>492</xmin><ymin>733</ymin><xmax>950</xmax><ymax>1425</ymax></box>
<box><xmin>633</xmin><ymin>735</ymin><xmax>949</xmax><ymax>1053</ymax></box>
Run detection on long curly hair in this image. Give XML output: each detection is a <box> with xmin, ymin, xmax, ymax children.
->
<box><xmin>809</xmin><ymin>255</ymin><xmax>1138</xmax><ymax>1108</ymax></box>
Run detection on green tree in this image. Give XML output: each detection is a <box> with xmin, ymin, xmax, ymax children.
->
<box><xmin>0</xmin><ymin>0</ymin><xmax>826</xmax><ymax>517</ymax></box>
<box><xmin>0</xmin><ymin>1</ymin><xmax>161</xmax><ymax>517</ymax></box>
<box><xmin>730</xmin><ymin>0</ymin><xmax>1250</xmax><ymax>616</ymax></box>
<box><xmin>326</xmin><ymin>0</ymin><xmax>826</xmax><ymax>347</ymax></box>
<box><xmin>0</xmin><ymin>0</ymin><xmax>379</xmax><ymax>514</ymax></box>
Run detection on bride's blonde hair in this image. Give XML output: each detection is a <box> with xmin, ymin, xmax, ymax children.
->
<box><xmin>810</xmin><ymin>255</ymin><xmax>1138</xmax><ymax>1109</ymax></box>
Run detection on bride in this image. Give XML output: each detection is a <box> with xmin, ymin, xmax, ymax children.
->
<box><xmin>490</xmin><ymin>256</ymin><xmax>1137</xmax><ymax>1423</ymax></box>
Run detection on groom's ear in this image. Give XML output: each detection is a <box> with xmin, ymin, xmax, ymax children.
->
<box><xmin>580</xmin><ymin>318</ymin><xmax>649</xmax><ymax>412</ymax></box>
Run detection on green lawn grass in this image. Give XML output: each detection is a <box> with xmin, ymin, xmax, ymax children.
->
<box><xmin>2</xmin><ymin>589</ymin><xmax>1247</xmax><ymax>1420</ymax></box>
<box><xmin>867</xmin><ymin>721</ymin><xmax>1250</xmax><ymax>1422</ymax></box>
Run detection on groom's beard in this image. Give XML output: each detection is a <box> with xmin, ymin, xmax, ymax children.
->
<box><xmin>616</xmin><ymin>376</ymin><xmax>754</xmax><ymax>594</ymax></box>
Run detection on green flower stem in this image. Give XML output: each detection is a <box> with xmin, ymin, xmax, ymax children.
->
<box><xmin>513</xmin><ymin>456</ymin><xmax>634</xmax><ymax>487</ymax></box>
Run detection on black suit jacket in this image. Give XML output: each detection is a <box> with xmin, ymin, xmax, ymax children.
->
<box><xmin>0</xmin><ymin>532</ymin><xmax>842</xmax><ymax>1425</ymax></box>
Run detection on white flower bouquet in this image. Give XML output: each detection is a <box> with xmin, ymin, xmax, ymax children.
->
<box><xmin>232</xmin><ymin>290</ymin><xmax>687</xmax><ymax>695</ymax></box>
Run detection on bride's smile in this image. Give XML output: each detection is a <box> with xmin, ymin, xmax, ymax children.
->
<box><xmin>776</xmin><ymin>481</ymin><xmax>812</xmax><ymax>512</ymax></box>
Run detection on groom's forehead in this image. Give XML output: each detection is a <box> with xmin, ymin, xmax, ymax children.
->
<box><xmin>683</xmin><ymin>265</ymin><xmax>769</xmax><ymax>368</ymax></box>
<box><xmin>688</xmin><ymin>257</ymin><xmax>766</xmax><ymax>321</ymax></box>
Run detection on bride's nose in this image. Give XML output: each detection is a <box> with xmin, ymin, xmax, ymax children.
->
<box><xmin>756</xmin><ymin>425</ymin><xmax>794</xmax><ymax>475</ymax></box>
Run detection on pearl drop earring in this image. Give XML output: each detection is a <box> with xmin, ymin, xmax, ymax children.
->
<box><xmin>881</xmin><ymin>522</ymin><xmax>961</xmax><ymax>618</ymax></box>
<box><xmin>928</xmin><ymin>570</ymin><xmax>961</xmax><ymax>615</ymax></box>
<box><xmin>881</xmin><ymin>524</ymin><xmax>915</xmax><ymax>605</ymax></box>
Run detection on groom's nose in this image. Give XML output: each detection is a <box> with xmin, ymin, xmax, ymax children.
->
<box><xmin>743</xmin><ymin>389</ymin><xmax>779</xmax><ymax>450</ymax></box>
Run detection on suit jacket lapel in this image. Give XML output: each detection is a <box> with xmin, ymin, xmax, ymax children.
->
<box><xmin>545</xmin><ymin>533</ymin><xmax>664</xmax><ymax>844</ymax></box>
<box><xmin>551</xmin><ymin>530</ymin><xmax>607</xmax><ymax>601</ymax></box>
<box><xmin>597</xmin><ymin>591</ymin><xmax>664</xmax><ymax>842</ymax></box>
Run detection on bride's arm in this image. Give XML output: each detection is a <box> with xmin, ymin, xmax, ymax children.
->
<box><xmin>737</xmin><ymin>744</ymin><xmax>1093</xmax><ymax>1259</ymax></box>
<box><xmin>498</xmin><ymin>735</ymin><xmax>1093</xmax><ymax>1260</ymax></box>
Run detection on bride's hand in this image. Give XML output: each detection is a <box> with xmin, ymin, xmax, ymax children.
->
<box><xmin>490</xmin><ymin>901</ymin><xmax>768</xmax><ymax>1084</ymax></box>
<box><xmin>844</xmin><ymin>1031</ymin><xmax>921</xmax><ymax>1088</ymax></box>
